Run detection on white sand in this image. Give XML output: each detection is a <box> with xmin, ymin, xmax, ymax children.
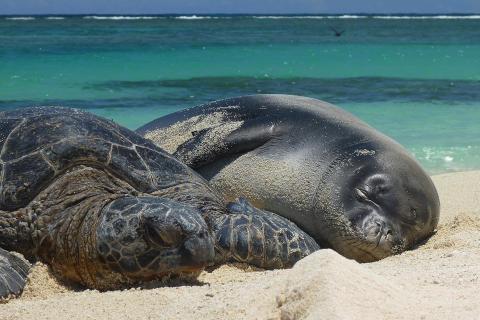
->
<box><xmin>1</xmin><ymin>171</ymin><xmax>479</xmax><ymax>320</ymax></box>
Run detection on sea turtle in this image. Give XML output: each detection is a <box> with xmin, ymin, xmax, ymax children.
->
<box><xmin>138</xmin><ymin>94</ymin><xmax>440</xmax><ymax>263</ymax></box>
<box><xmin>0</xmin><ymin>107</ymin><xmax>319</xmax><ymax>300</ymax></box>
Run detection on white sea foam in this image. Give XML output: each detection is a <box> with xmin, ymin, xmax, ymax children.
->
<box><xmin>7</xmin><ymin>15</ymin><xmax>480</xmax><ymax>21</ymax></box>
<box><xmin>253</xmin><ymin>16</ymin><xmax>316</xmax><ymax>19</ymax></box>
<box><xmin>174</xmin><ymin>15</ymin><xmax>224</xmax><ymax>20</ymax></box>
<box><xmin>444</xmin><ymin>156</ymin><xmax>454</xmax><ymax>162</ymax></box>
<box><xmin>83</xmin><ymin>16</ymin><xmax>161</xmax><ymax>20</ymax></box>
<box><xmin>252</xmin><ymin>14</ymin><xmax>480</xmax><ymax>20</ymax></box>
<box><xmin>252</xmin><ymin>15</ymin><xmax>367</xmax><ymax>19</ymax></box>
<box><xmin>5</xmin><ymin>17</ymin><xmax>35</xmax><ymax>20</ymax></box>
<box><xmin>373</xmin><ymin>15</ymin><xmax>480</xmax><ymax>19</ymax></box>
<box><xmin>411</xmin><ymin>145</ymin><xmax>480</xmax><ymax>173</ymax></box>
<box><xmin>336</xmin><ymin>15</ymin><xmax>368</xmax><ymax>18</ymax></box>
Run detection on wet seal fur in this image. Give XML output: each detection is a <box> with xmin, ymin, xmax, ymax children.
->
<box><xmin>138</xmin><ymin>94</ymin><xmax>440</xmax><ymax>263</ymax></box>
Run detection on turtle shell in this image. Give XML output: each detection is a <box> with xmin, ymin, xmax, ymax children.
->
<box><xmin>0</xmin><ymin>107</ymin><xmax>204</xmax><ymax>211</ymax></box>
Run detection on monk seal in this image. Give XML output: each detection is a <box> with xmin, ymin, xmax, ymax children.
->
<box><xmin>137</xmin><ymin>94</ymin><xmax>440</xmax><ymax>262</ymax></box>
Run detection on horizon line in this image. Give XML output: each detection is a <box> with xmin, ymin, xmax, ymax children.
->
<box><xmin>1</xmin><ymin>12</ymin><xmax>480</xmax><ymax>16</ymax></box>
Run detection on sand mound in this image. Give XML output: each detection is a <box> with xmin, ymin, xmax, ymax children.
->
<box><xmin>1</xmin><ymin>171</ymin><xmax>480</xmax><ymax>319</ymax></box>
<box><xmin>276</xmin><ymin>250</ymin><xmax>412</xmax><ymax>320</ymax></box>
<box><xmin>2</xmin><ymin>250</ymin><xmax>411</xmax><ymax>320</ymax></box>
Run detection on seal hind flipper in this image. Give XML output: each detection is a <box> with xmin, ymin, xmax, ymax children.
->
<box><xmin>213</xmin><ymin>198</ymin><xmax>320</xmax><ymax>268</ymax></box>
<box><xmin>0</xmin><ymin>248</ymin><xmax>31</xmax><ymax>300</ymax></box>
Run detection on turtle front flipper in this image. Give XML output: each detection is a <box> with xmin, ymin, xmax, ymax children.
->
<box><xmin>213</xmin><ymin>198</ymin><xmax>320</xmax><ymax>269</ymax></box>
<box><xmin>0</xmin><ymin>248</ymin><xmax>31</xmax><ymax>300</ymax></box>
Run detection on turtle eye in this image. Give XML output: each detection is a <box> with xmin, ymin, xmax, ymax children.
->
<box><xmin>144</xmin><ymin>222</ymin><xmax>181</xmax><ymax>248</ymax></box>
<box><xmin>355</xmin><ymin>188</ymin><xmax>369</xmax><ymax>202</ymax></box>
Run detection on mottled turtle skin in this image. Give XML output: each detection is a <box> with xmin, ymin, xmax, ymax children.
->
<box><xmin>0</xmin><ymin>107</ymin><xmax>319</xmax><ymax>300</ymax></box>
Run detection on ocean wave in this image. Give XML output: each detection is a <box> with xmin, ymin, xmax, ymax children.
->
<box><xmin>373</xmin><ymin>15</ymin><xmax>480</xmax><ymax>19</ymax></box>
<box><xmin>252</xmin><ymin>15</ymin><xmax>367</xmax><ymax>19</ymax></box>
<box><xmin>326</xmin><ymin>15</ymin><xmax>368</xmax><ymax>19</ymax></box>
<box><xmin>8</xmin><ymin>15</ymin><xmax>480</xmax><ymax>21</ymax></box>
<box><xmin>411</xmin><ymin>145</ymin><xmax>480</xmax><ymax>173</ymax></box>
<box><xmin>83</xmin><ymin>16</ymin><xmax>161</xmax><ymax>20</ymax></box>
<box><xmin>5</xmin><ymin>17</ymin><xmax>35</xmax><ymax>20</ymax></box>
<box><xmin>174</xmin><ymin>15</ymin><xmax>223</xmax><ymax>20</ymax></box>
<box><xmin>251</xmin><ymin>14</ymin><xmax>480</xmax><ymax>20</ymax></box>
<box><xmin>253</xmin><ymin>16</ymin><xmax>318</xmax><ymax>19</ymax></box>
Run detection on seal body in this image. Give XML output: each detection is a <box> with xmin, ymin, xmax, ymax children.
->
<box><xmin>138</xmin><ymin>94</ymin><xmax>440</xmax><ymax>262</ymax></box>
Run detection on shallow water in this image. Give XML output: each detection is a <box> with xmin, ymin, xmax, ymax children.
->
<box><xmin>1</xmin><ymin>14</ymin><xmax>479</xmax><ymax>173</ymax></box>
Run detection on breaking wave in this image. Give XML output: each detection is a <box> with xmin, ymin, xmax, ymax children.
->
<box><xmin>372</xmin><ymin>15</ymin><xmax>480</xmax><ymax>19</ymax></box>
<box><xmin>252</xmin><ymin>15</ymin><xmax>367</xmax><ymax>19</ymax></box>
<box><xmin>6</xmin><ymin>15</ymin><xmax>480</xmax><ymax>21</ymax></box>
<box><xmin>174</xmin><ymin>15</ymin><xmax>224</xmax><ymax>20</ymax></box>
<box><xmin>83</xmin><ymin>16</ymin><xmax>161</xmax><ymax>20</ymax></box>
<box><xmin>5</xmin><ymin>17</ymin><xmax>35</xmax><ymax>20</ymax></box>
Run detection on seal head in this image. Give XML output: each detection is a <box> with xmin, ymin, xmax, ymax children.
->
<box><xmin>315</xmin><ymin>144</ymin><xmax>440</xmax><ymax>262</ymax></box>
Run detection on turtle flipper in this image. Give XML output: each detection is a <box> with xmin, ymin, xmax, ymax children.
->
<box><xmin>0</xmin><ymin>248</ymin><xmax>31</xmax><ymax>300</ymax></box>
<box><xmin>213</xmin><ymin>198</ymin><xmax>320</xmax><ymax>269</ymax></box>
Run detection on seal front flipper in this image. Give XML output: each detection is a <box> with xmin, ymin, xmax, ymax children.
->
<box><xmin>0</xmin><ymin>248</ymin><xmax>31</xmax><ymax>300</ymax></box>
<box><xmin>212</xmin><ymin>198</ymin><xmax>320</xmax><ymax>269</ymax></box>
<box><xmin>175</xmin><ymin>117</ymin><xmax>285</xmax><ymax>169</ymax></box>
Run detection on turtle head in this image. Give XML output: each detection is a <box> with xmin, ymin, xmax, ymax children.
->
<box><xmin>95</xmin><ymin>195</ymin><xmax>215</xmax><ymax>287</ymax></box>
<box><xmin>315</xmin><ymin>144</ymin><xmax>440</xmax><ymax>262</ymax></box>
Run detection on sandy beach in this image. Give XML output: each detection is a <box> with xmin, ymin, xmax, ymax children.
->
<box><xmin>1</xmin><ymin>170</ymin><xmax>479</xmax><ymax>320</ymax></box>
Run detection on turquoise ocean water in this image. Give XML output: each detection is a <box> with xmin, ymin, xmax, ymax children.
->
<box><xmin>1</xmin><ymin>14</ymin><xmax>480</xmax><ymax>174</ymax></box>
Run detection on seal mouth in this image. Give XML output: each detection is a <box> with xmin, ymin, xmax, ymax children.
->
<box><xmin>373</xmin><ymin>228</ymin><xmax>393</xmax><ymax>249</ymax></box>
<box><xmin>341</xmin><ymin>222</ymin><xmax>403</xmax><ymax>262</ymax></box>
<box><xmin>354</xmin><ymin>240</ymin><xmax>398</xmax><ymax>262</ymax></box>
